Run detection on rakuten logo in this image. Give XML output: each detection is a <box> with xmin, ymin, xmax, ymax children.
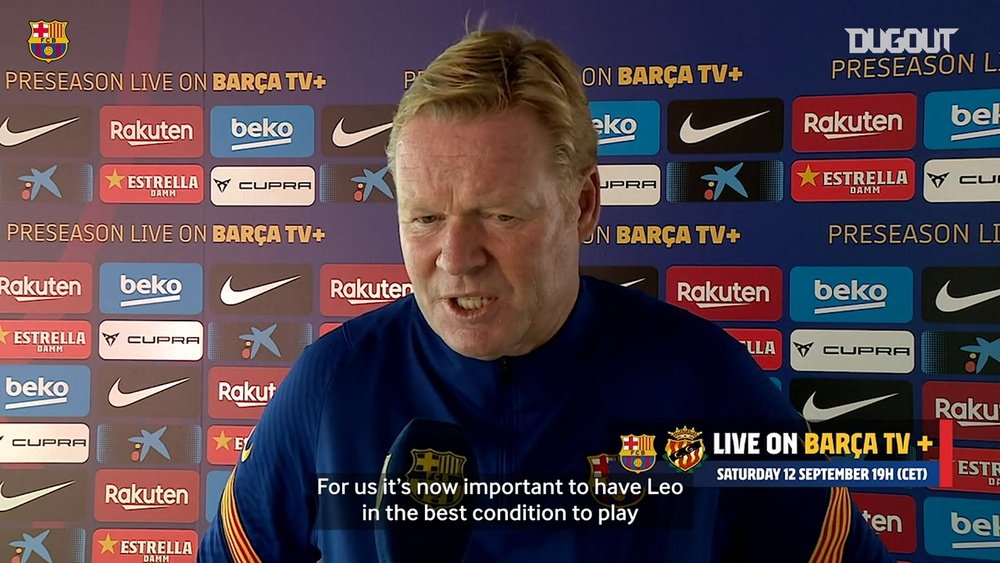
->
<box><xmin>95</xmin><ymin>469</ymin><xmax>199</xmax><ymax>523</ymax></box>
<box><xmin>846</xmin><ymin>28</ymin><xmax>958</xmax><ymax>54</ymax></box>
<box><xmin>1</xmin><ymin>366</ymin><xmax>90</xmax><ymax>416</ymax></box>
<box><xmin>100</xmin><ymin>106</ymin><xmax>203</xmax><ymax>157</ymax></box>
<box><xmin>208</xmin><ymin>367</ymin><xmax>287</xmax><ymax>419</ymax></box>
<box><xmin>666</xmin><ymin>266</ymin><xmax>782</xmax><ymax>321</ymax></box>
<box><xmin>790</xmin><ymin>267</ymin><xmax>912</xmax><ymax>323</ymax></box>
<box><xmin>0</xmin><ymin>262</ymin><xmax>91</xmax><ymax>313</ymax></box>
<box><xmin>793</xmin><ymin>94</ymin><xmax>916</xmax><ymax>152</ymax></box>
<box><xmin>852</xmin><ymin>492</ymin><xmax>915</xmax><ymax>553</ymax></box>
<box><xmin>210</xmin><ymin>105</ymin><xmax>314</xmax><ymax>157</ymax></box>
<box><xmin>924</xmin><ymin>382</ymin><xmax>1000</xmax><ymax>440</ymax></box>
<box><xmin>321</xmin><ymin>264</ymin><xmax>412</xmax><ymax>317</ymax></box>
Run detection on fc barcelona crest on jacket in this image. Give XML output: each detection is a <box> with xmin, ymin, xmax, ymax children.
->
<box><xmin>619</xmin><ymin>434</ymin><xmax>656</xmax><ymax>473</ymax></box>
<box><xmin>663</xmin><ymin>426</ymin><xmax>706</xmax><ymax>472</ymax></box>
<box><xmin>587</xmin><ymin>453</ymin><xmax>645</xmax><ymax>508</ymax></box>
<box><xmin>406</xmin><ymin>448</ymin><xmax>466</xmax><ymax>507</ymax></box>
<box><xmin>28</xmin><ymin>20</ymin><xmax>69</xmax><ymax>63</ymax></box>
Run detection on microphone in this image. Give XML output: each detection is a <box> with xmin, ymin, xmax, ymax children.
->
<box><xmin>375</xmin><ymin>418</ymin><xmax>478</xmax><ymax>563</ymax></box>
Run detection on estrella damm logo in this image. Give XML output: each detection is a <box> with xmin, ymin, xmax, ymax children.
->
<box><xmin>619</xmin><ymin>434</ymin><xmax>656</xmax><ymax>474</ymax></box>
<box><xmin>663</xmin><ymin>427</ymin><xmax>706</xmax><ymax>472</ymax></box>
<box><xmin>587</xmin><ymin>453</ymin><xmax>644</xmax><ymax>508</ymax></box>
<box><xmin>28</xmin><ymin>21</ymin><xmax>69</xmax><ymax>63</ymax></box>
<box><xmin>406</xmin><ymin>448</ymin><xmax>466</xmax><ymax>507</ymax></box>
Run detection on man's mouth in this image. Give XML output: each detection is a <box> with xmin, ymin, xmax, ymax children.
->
<box><xmin>453</xmin><ymin>296</ymin><xmax>493</xmax><ymax>310</ymax></box>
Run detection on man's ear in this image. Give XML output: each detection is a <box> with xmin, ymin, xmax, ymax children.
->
<box><xmin>576</xmin><ymin>165</ymin><xmax>600</xmax><ymax>242</ymax></box>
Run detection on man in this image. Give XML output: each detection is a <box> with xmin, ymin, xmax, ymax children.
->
<box><xmin>200</xmin><ymin>28</ymin><xmax>893</xmax><ymax>562</ymax></box>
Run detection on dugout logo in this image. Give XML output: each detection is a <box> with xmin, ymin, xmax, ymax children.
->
<box><xmin>206</xmin><ymin>425</ymin><xmax>253</xmax><ymax>465</ymax></box>
<box><xmin>791</xmin><ymin>158</ymin><xmax>915</xmax><ymax>202</ymax></box>
<box><xmin>790</xmin><ymin>329</ymin><xmax>914</xmax><ymax>374</ymax></box>
<box><xmin>0</xmin><ymin>319</ymin><xmax>90</xmax><ymax>359</ymax></box>
<box><xmin>96</xmin><ymin>424</ymin><xmax>201</xmax><ymax>466</ymax></box>
<box><xmin>590</xmin><ymin>100</ymin><xmax>660</xmax><ymax>156</ymax></box>
<box><xmin>0</xmin><ymin>423</ymin><xmax>89</xmax><ymax>463</ymax></box>
<box><xmin>210</xmin><ymin>264</ymin><xmax>312</xmax><ymax>316</ymax></box>
<box><xmin>93</xmin><ymin>528</ymin><xmax>197</xmax><ymax>562</ymax></box>
<box><xmin>322</xmin><ymin>104</ymin><xmax>395</xmax><ymax>157</ymax></box>
<box><xmin>0</xmin><ymin>105</ymin><xmax>91</xmax><ymax>156</ymax></box>
<box><xmin>99</xmin><ymin>164</ymin><xmax>203</xmax><ymax>204</ymax></box>
<box><xmin>319</xmin><ymin>163</ymin><xmax>395</xmax><ymax>203</ymax></box>
<box><xmin>925</xmin><ymin>88</ymin><xmax>1000</xmax><ymax>150</ymax></box>
<box><xmin>923</xmin><ymin>267</ymin><xmax>1000</xmax><ymax>324</ymax></box>
<box><xmin>208</xmin><ymin>367</ymin><xmax>287</xmax><ymax>420</ymax></box>
<box><xmin>790</xmin><ymin>378</ymin><xmax>912</xmax><ymax>457</ymax></box>
<box><xmin>667</xmin><ymin>98</ymin><xmax>783</xmax><ymax>154</ymax></box>
<box><xmin>665</xmin><ymin>161</ymin><xmax>782</xmax><ymax>202</ymax></box>
<box><xmin>98</xmin><ymin>320</ymin><xmax>202</xmax><ymax>361</ymax></box>
<box><xmin>101</xmin><ymin>106</ymin><xmax>203</xmax><ymax>158</ymax></box>
<box><xmin>0</xmin><ymin>469</ymin><xmax>86</xmax><ymax>521</ymax></box>
<box><xmin>321</xmin><ymin>264</ymin><xmax>412</xmax><ymax>317</ymax></box>
<box><xmin>851</xmin><ymin>492</ymin><xmax>915</xmax><ymax>554</ymax></box>
<box><xmin>597</xmin><ymin>164</ymin><xmax>660</xmax><ymax>206</ymax></box>
<box><xmin>2</xmin><ymin>366</ymin><xmax>90</xmax><ymax>417</ymax></box>
<box><xmin>99</xmin><ymin>263</ymin><xmax>202</xmax><ymax>315</ymax></box>
<box><xmin>207</xmin><ymin>321</ymin><xmax>312</xmax><ymax>363</ymax></box>
<box><xmin>925</xmin><ymin>497</ymin><xmax>1000</xmax><ymax>560</ymax></box>
<box><xmin>666</xmin><ymin>266</ymin><xmax>782</xmax><ymax>321</ymax></box>
<box><xmin>581</xmin><ymin>266</ymin><xmax>658</xmax><ymax>300</ymax></box>
<box><xmin>846</xmin><ymin>28</ymin><xmax>957</xmax><ymax>55</ymax></box>
<box><xmin>211</xmin><ymin>165</ymin><xmax>315</xmax><ymax>206</ymax></box>
<box><xmin>95</xmin><ymin>469</ymin><xmax>199</xmax><ymax>523</ymax></box>
<box><xmin>789</xmin><ymin>266</ymin><xmax>913</xmax><ymax>323</ymax></box>
<box><xmin>792</xmin><ymin>93</ymin><xmax>916</xmax><ymax>152</ymax></box>
<box><xmin>923</xmin><ymin>331</ymin><xmax>1000</xmax><ymax>376</ymax></box>
<box><xmin>723</xmin><ymin>328</ymin><xmax>782</xmax><ymax>371</ymax></box>
<box><xmin>924</xmin><ymin>158</ymin><xmax>1000</xmax><ymax>203</ymax></box>
<box><xmin>95</xmin><ymin>365</ymin><xmax>200</xmax><ymax>419</ymax></box>
<box><xmin>924</xmin><ymin>381</ymin><xmax>1000</xmax><ymax>441</ymax></box>
<box><xmin>3</xmin><ymin>528</ymin><xmax>85</xmax><ymax>563</ymax></box>
<box><xmin>0</xmin><ymin>162</ymin><xmax>93</xmax><ymax>202</ymax></box>
<box><xmin>211</xmin><ymin>105</ymin><xmax>313</xmax><ymax>158</ymax></box>
<box><xmin>0</xmin><ymin>261</ymin><xmax>91</xmax><ymax>313</ymax></box>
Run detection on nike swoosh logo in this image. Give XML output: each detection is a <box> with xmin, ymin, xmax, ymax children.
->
<box><xmin>801</xmin><ymin>392</ymin><xmax>898</xmax><ymax>423</ymax></box>
<box><xmin>220</xmin><ymin>275</ymin><xmax>301</xmax><ymax>306</ymax></box>
<box><xmin>0</xmin><ymin>480</ymin><xmax>74</xmax><ymax>512</ymax></box>
<box><xmin>678</xmin><ymin>110</ymin><xmax>770</xmax><ymax>145</ymax></box>
<box><xmin>0</xmin><ymin>116</ymin><xmax>80</xmax><ymax>147</ymax></box>
<box><xmin>935</xmin><ymin>281</ymin><xmax>1000</xmax><ymax>313</ymax></box>
<box><xmin>331</xmin><ymin>118</ymin><xmax>392</xmax><ymax>147</ymax></box>
<box><xmin>620</xmin><ymin>278</ymin><xmax>645</xmax><ymax>288</ymax></box>
<box><xmin>108</xmin><ymin>377</ymin><xmax>189</xmax><ymax>408</ymax></box>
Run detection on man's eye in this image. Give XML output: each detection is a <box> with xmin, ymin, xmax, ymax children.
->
<box><xmin>416</xmin><ymin>216</ymin><xmax>438</xmax><ymax>225</ymax></box>
<box><xmin>496</xmin><ymin>214</ymin><xmax>515</xmax><ymax>222</ymax></box>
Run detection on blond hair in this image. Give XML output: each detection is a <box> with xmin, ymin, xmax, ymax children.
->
<box><xmin>386</xmin><ymin>27</ymin><xmax>597</xmax><ymax>189</ymax></box>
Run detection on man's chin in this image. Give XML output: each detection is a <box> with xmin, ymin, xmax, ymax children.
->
<box><xmin>438</xmin><ymin>331</ymin><xmax>507</xmax><ymax>362</ymax></box>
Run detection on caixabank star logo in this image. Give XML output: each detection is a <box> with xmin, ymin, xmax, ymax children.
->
<box><xmin>28</xmin><ymin>20</ymin><xmax>68</xmax><ymax>63</ymax></box>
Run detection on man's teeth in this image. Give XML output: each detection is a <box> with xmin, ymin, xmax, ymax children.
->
<box><xmin>456</xmin><ymin>297</ymin><xmax>487</xmax><ymax>310</ymax></box>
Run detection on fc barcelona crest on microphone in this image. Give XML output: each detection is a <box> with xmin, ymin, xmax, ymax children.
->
<box><xmin>663</xmin><ymin>426</ymin><xmax>706</xmax><ymax>472</ymax></box>
<box><xmin>619</xmin><ymin>434</ymin><xmax>656</xmax><ymax>474</ymax></box>
<box><xmin>28</xmin><ymin>20</ymin><xmax>69</xmax><ymax>63</ymax></box>
<box><xmin>406</xmin><ymin>448</ymin><xmax>467</xmax><ymax>507</ymax></box>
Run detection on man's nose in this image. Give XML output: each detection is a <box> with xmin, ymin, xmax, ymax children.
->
<box><xmin>436</xmin><ymin>217</ymin><xmax>487</xmax><ymax>275</ymax></box>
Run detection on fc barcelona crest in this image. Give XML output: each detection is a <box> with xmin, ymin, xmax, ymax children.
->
<box><xmin>663</xmin><ymin>426</ymin><xmax>706</xmax><ymax>472</ymax></box>
<box><xmin>619</xmin><ymin>434</ymin><xmax>656</xmax><ymax>474</ymax></box>
<box><xmin>28</xmin><ymin>20</ymin><xmax>69</xmax><ymax>63</ymax></box>
<box><xmin>405</xmin><ymin>448</ymin><xmax>467</xmax><ymax>507</ymax></box>
<box><xmin>586</xmin><ymin>453</ymin><xmax>644</xmax><ymax>508</ymax></box>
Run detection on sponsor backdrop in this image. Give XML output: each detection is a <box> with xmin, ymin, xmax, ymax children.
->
<box><xmin>0</xmin><ymin>0</ymin><xmax>998</xmax><ymax>560</ymax></box>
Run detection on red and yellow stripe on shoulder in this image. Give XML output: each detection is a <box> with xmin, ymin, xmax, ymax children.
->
<box><xmin>221</xmin><ymin>469</ymin><xmax>263</xmax><ymax>563</ymax></box>
<box><xmin>808</xmin><ymin>486</ymin><xmax>851</xmax><ymax>563</ymax></box>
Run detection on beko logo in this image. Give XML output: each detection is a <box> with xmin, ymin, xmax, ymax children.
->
<box><xmin>790</xmin><ymin>329</ymin><xmax>914</xmax><ymax>374</ymax></box>
<box><xmin>790</xmin><ymin>267</ymin><xmax>912</xmax><ymax>323</ymax></box>
<box><xmin>925</xmin><ymin>497</ymin><xmax>1000</xmax><ymax>559</ymax></box>
<box><xmin>0</xmin><ymin>262</ymin><xmax>91</xmax><ymax>313</ymax></box>
<box><xmin>211</xmin><ymin>105</ymin><xmax>314</xmax><ymax>158</ymax></box>
<box><xmin>846</xmin><ymin>28</ymin><xmax>958</xmax><ymax>54</ymax></box>
<box><xmin>925</xmin><ymin>89</ymin><xmax>1000</xmax><ymax>150</ymax></box>
<box><xmin>100</xmin><ymin>106</ymin><xmax>203</xmax><ymax>157</ymax></box>
<box><xmin>210</xmin><ymin>166</ymin><xmax>315</xmax><ymax>206</ymax></box>
<box><xmin>589</xmin><ymin>101</ymin><xmax>660</xmax><ymax>156</ymax></box>
<box><xmin>100</xmin><ymin>263</ymin><xmax>202</xmax><ymax>316</ymax></box>
<box><xmin>2</xmin><ymin>366</ymin><xmax>90</xmax><ymax>416</ymax></box>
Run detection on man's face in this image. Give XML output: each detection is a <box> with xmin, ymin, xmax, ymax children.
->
<box><xmin>394</xmin><ymin>108</ymin><xmax>598</xmax><ymax>361</ymax></box>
